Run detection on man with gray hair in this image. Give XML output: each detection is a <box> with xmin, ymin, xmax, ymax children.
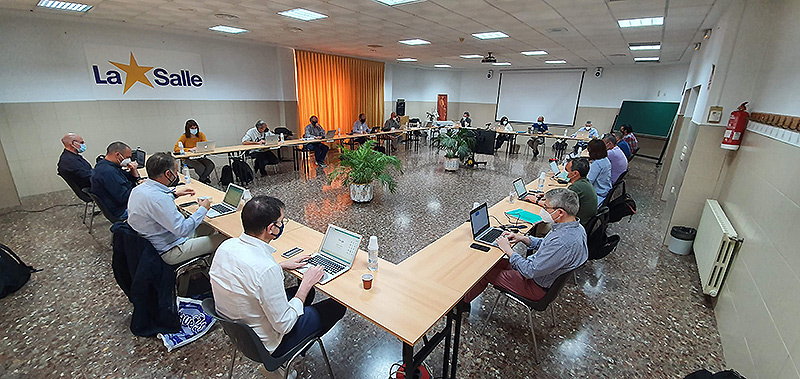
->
<box><xmin>461</xmin><ymin>188</ymin><xmax>588</xmax><ymax>306</ymax></box>
<box><xmin>603</xmin><ymin>133</ymin><xmax>628</xmax><ymax>183</ymax></box>
<box><xmin>242</xmin><ymin>120</ymin><xmax>278</xmax><ymax>176</ymax></box>
<box><xmin>91</xmin><ymin>141</ymin><xmax>140</xmax><ymax>219</ymax></box>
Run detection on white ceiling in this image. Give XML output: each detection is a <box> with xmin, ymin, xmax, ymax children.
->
<box><xmin>1</xmin><ymin>0</ymin><xmax>726</xmax><ymax>68</ymax></box>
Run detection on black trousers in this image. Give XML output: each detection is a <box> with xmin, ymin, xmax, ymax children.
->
<box><xmin>252</xmin><ymin>151</ymin><xmax>278</xmax><ymax>174</ymax></box>
<box><xmin>270</xmin><ymin>286</ymin><xmax>346</xmax><ymax>357</ymax></box>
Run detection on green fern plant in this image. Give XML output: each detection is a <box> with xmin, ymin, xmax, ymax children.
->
<box><xmin>328</xmin><ymin>140</ymin><xmax>403</xmax><ymax>192</ymax></box>
<box><xmin>434</xmin><ymin>128</ymin><xmax>476</xmax><ymax>161</ymax></box>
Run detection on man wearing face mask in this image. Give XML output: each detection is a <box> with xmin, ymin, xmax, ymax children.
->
<box><xmin>128</xmin><ymin>152</ymin><xmax>227</xmax><ymax>265</ymax></box>
<box><xmin>210</xmin><ymin>196</ymin><xmax>346</xmax><ymax>357</ymax></box>
<box><xmin>527</xmin><ymin>116</ymin><xmax>548</xmax><ymax>158</ymax></box>
<box><xmin>90</xmin><ymin>141</ymin><xmax>140</xmax><ymax>220</ymax></box>
<box><xmin>303</xmin><ymin>115</ymin><xmax>329</xmax><ymax>167</ymax></box>
<box><xmin>351</xmin><ymin>113</ymin><xmax>370</xmax><ymax>145</ymax></box>
<box><xmin>57</xmin><ymin>133</ymin><xmax>93</xmax><ymax>189</ymax></box>
<box><xmin>564</xmin><ymin>158</ymin><xmax>597</xmax><ymax>227</ymax></box>
<box><xmin>382</xmin><ymin>112</ymin><xmax>404</xmax><ymax>151</ymax></box>
<box><xmin>460</xmin><ymin>188</ymin><xmax>587</xmax><ymax>308</ymax></box>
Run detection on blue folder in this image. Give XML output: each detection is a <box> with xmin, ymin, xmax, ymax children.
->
<box><xmin>505</xmin><ymin>208</ymin><xmax>543</xmax><ymax>224</ymax></box>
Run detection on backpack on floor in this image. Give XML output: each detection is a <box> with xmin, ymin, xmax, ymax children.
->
<box><xmin>607</xmin><ymin>193</ymin><xmax>637</xmax><ymax>223</ymax></box>
<box><xmin>219</xmin><ymin>165</ymin><xmax>234</xmax><ymax>187</ymax></box>
<box><xmin>231</xmin><ymin>157</ymin><xmax>253</xmax><ymax>185</ymax></box>
<box><xmin>0</xmin><ymin>243</ymin><xmax>39</xmax><ymax>299</ymax></box>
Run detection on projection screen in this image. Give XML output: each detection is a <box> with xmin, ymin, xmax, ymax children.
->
<box><xmin>495</xmin><ymin>70</ymin><xmax>585</xmax><ymax>126</ymax></box>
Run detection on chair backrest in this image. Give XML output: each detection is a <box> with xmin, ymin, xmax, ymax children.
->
<box><xmin>273</xmin><ymin>127</ymin><xmax>293</xmax><ymax>137</ymax></box>
<box><xmin>86</xmin><ymin>190</ymin><xmax>122</xmax><ymax>223</ymax></box>
<box><xmin>614</xmin><ymin>170</ymin><xmax>628</xmax><ymax>185</ymax></box>
<box><xmin>58</xmin><ymin>173</ymin><xmax>92</xmax><ymax>203</ymax></box>
<box><xmin>201</xmin><ymin>298</ymin><xmax>315</xmax><ymax>372</ymax></box>
<box><xmin>531</xmin><ymin>270</ymin><xmax>574</xmax><ymax>311</ymax></box>
<box><xmin>602</xmin><ymin>179</ymin><xmax>626</xmax><ymax>208</ymax></box>
<box><xmin>586</xmin><ymin>206</ymin><xmax>610</xmax><ymax>260</ymax></box>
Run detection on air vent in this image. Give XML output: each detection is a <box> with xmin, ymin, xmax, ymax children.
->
<box><xmin>215</xmin><ymin>13</ymin><xmax>239</xmax><ymax>20</ymax></box>
<box><xmin>609</xmin><ymin>53</ymin><xmax>627</xmax><ymax>57</ymax></box>
<box><xmin>546</xmin><ymin>27</ymin><xmax>568</xmax><ymax>34</ymax></box>
<box><xmin>367</xmin><ymin>44</ymin><xmax>383</xmax><ymax>48</ymax></box>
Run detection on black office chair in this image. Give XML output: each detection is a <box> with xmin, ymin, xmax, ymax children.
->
<box><xmin>57</xmin><ymin>173</ymin><xmax>95</xmax><ymax>230</ymax></box>
<box><xmin>584</xmin><ymin>206</ymin><xmax>619</xmax><ymax>261</ymax></box>
<box><xmin>481</xmin><ymin>270</ymin><xmax>575</xmax><ymax>363</ymax></box>
<box><xmin>628</xmin><ymin>147</ymin><xmax>640</xmax><ymax>161</ymax></box>
<box><xmin>85</xmin><ymin>190</ymin><xmax>124</xmax><ymax>234</ymax></box>
<box><xmin>601</xmin><ymin>179</ymin><xmax>627</xmax><ymax>209</ymax></box>
<box><xmin>201</xmin><ymin>298</ymin><xmax>335</xmax><ymax>379</ymax></box>
<box><xmin>614</xmin><ymin>170</ymin><xmax>628</xmax><ymax>186</ymax></box>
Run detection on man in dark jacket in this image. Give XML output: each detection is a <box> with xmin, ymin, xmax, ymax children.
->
<box><xmin>91</xmin><ymin>141</ymin><xmax>140</xmax><ymax>219</ymax></box>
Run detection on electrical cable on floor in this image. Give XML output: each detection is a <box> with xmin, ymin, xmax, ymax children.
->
<box><xmin>0</xmin><ymin>203</ymin><xmax>83</xmax><ymax>217</ymax></box>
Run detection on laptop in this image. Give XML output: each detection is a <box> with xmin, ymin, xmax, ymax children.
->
<box><xmin>513</xmin><ymin>178</ymin><xmax>536</xmax><ymax>201</ymax></box>
<box><xmin>298</xmin><ymin>224</ymin><xmax>363</xmax><ymax>284</ymax></box>
<box><xmin>195</xmin><ymin>141</ymin><xmax>216</xmax><ymax>153</ymax></box>
<box><xmin>550</xmin><ymin>160</ymin><xmax>569</xmax><ymax>181</ymax></box>
<box><xmin>206</xmin><ymin>183</ymin><xmax>245</xmax><ymax>218</ymax></box>
<box><xmin>324</xmin><ymin>130</ymin><xmax>336</xmax><ymax>139</ymax></box>
<box><xmin>263</xmin><ymin>135</ymin><xmax>279</xmax><ymax>144</ymax></box>
<box><xmin>470</xmin><ymin>203</ymin><xmax>505</xmax><ymax>247</ymax></box>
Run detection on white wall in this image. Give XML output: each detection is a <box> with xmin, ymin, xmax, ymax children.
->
<box><xmin>0</xmin><ymin>11</ymin><xmax>295</xmax><ymax>103</ymax></box>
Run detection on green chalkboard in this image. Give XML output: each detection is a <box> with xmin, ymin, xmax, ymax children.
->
<box><xmin>613</xmin><ymin>101</ymin><xmax>679</xmax><ymax>138</ymax></box>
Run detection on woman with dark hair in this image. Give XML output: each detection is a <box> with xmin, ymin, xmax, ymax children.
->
<box><xmin>586</xmin><ymin>139</ymin><xmax>612</xmax><ymax>205</ymax></box>
<box><xmin>173</xmin><ymin>119</ymin><xmax>216</xmax><ymax>184</ymax></box>
<box><xmin>494</xmin><ymin>116</ymin><xmax>513</xmax><ymax>150</ymax></box>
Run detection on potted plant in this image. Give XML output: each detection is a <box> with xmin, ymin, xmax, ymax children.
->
<box><xmin>434</xmin><ymin>128</ymin><xmax>475</xmax><ymax>171</ymax></box>
<box><xmin>328</xmin><ymin>140</ymin><xmax>403</xmax><ymax>203</ymax></box>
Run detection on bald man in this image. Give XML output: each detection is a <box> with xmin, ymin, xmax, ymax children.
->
<box><xmin>57</xmin><ymin>133</ymin><xmax>93</xmax><ymax>189</ymax></box>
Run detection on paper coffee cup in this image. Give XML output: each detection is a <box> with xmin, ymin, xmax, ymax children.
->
<box><xmin>362</xmin><ymin>273</ymin><xmax>374</xmax><ymax>290</ymax></box>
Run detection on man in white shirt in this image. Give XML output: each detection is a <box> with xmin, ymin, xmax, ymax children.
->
<box><xmin>210</xmin><ymin>196</ymin><xmax>346</xmax><ymax>356</ymax></box>
<box><xmin>242</xmin><ymin>120</ymin><xmax>278</xmax><ymax>176</ymax></box>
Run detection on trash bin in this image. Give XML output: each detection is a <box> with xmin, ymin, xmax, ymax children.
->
<box><xmin>669</xmin><ymin>226</ymin><xmax>696</xmax><ymax>255</ymax></box>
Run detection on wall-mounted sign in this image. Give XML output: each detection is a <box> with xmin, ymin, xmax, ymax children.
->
<box><xmin>84</xmin><ymin>44</ymin><xmax>206</xmax><ymax>100</ymax></box>
<box><xmin>708</xmin><ymin>106</ymin><xmax>724</xmax><ymax>123</ymax></box>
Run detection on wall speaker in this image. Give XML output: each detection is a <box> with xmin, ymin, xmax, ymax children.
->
<box><xmin>487</xmin><ymin>70</ymin><xmax>494</xmax><ymax>79</ymax></box>
<box><xmin>595</xmin><ymin>67</ymin><xmax>603</xmax><ymax>78</ymax></box>
<box><xmin>396</xmin><ymin>98</ymin><xmax>406</xmax><ymax>116</ymax></box>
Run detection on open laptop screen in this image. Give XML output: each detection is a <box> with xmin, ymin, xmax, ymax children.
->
<box><xmin>320</xmin><ymin>225</ymin><xmax>362</xmax><ymax>265</ymax></box>
<box><xmin>222</xmin><ymin>184</ymin><xmax>244</xmax><ymax>207</ymax></box>
<box><xmin>470</xmin><ymin>203</ymin><xmax>490</xmax><ymax>236</ymax></box>
<box><xmin>513</xmin><ymin>178</ymin><xmax>527</xmax><ymax>197</ymax></box>
<box><xmin>549</xmin><ymin>161</ymin><xmax>561</xmax><ymax>176</ymax></box>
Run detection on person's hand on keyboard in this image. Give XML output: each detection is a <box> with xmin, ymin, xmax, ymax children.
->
<box><xmin>302</xmin><ymin>265</ymin><xmax>325</xmax><ymax>285</ymax></box>
<box><xmin>280</xmin><ymin>255</ymin><xmax>311</xmax><ymax>270</ymax></box>
<box><xmin>496</xmin><ymin>235</ymin><xmax>514</xmax><ymax>257</ymax></box>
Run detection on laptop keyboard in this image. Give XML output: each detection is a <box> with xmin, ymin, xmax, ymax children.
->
<box><xmin>211</xmin><ymin>204</ymin><xmax>232</xmax><ymax>213</ymax></box>
<box><xmin>307</xmin><ymin>255</ymin><xmax>345</xmax><ymax>274</ymax></box>
<box><xmin>480</xmin><ymin>228</ymin><xmax>503</xmax><ymax>243</ymax></box>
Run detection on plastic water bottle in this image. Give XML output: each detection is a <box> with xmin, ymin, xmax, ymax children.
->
<box><xmin>563</xmin><ymin>129</ymin><xmax>568</xmax><ymax>136</ymax></box>
<box><xmin>183</xmin><ymin>164</ymin><xmax>191</xmax><ymax>184</ymax></box>
<box><xmin>367</xmin><ymin>236</ymin><xmax>379</xmax><ymax>272</ymax></box>
<box><xmin>509</xmin><ymin>190</ymin><xmax>515</xmax><ymax>203</ymax></box>
<box><xmin>538</xmin><ymin>172</ymin><xmax>546</xmax><ymax>192</ymax></box>
<box><xmin>337</xmin><ymin>128</ymin><xmax>341</xmax><ymax>136</ymax></box>
<box><xmin>279</xmin><ymin>133</ymin><xmax>285</xmax><ymax>143</ymax></box>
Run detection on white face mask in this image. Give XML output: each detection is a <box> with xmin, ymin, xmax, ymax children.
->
<box><xmin>120</xmin><ymin>157</ymin><xmax>131</xmax><ymax>167</ymax></box>
<box><xmin>189</xmin><ymin>128</ymin><xmax>198</xmax><ymax>135</ymax></box>
<box><xmin>539</xmin><ymin>207</ymin><xmax>557</xmax><ymax>224</ymax></box>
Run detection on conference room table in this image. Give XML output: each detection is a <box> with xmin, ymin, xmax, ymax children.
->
<box><xmin>140</xmin><ymin>161</ymin><xmax>570</xmax><ymax>378</ymax></box>
<box><xmin>494</xmin><ymin>129</ymin><xmax>592</xmax><ymax>155</ymax></box>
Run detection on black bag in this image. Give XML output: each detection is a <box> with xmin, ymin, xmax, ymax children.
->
<box><xmin>231</xmin><ymin>157</ymin><xmax>253</xmax><ymax>185</ymax></box>
<box><xmin>684</xmin><ymin>369</ymin><xmax>745</xmax><ymax>379</ymax></box>
<box><xmin>219</xmin><ymin>165</ymin><xmax>233</xmax><ymax>186</ymax></box>
<box><xmin>0</xmin><ymin>243</ymin><xmax>38</xmax><ymax>299</ymax></box>
<box><xmin>608</xmin><ymin>193</ymin><xmax>637</xmax><ymax>223</ymax></box>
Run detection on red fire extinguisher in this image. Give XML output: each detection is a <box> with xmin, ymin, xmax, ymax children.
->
<box><xmin>721</xmin><ymin>102</ymin><xmax>748</xmax><ymax>150</ymax></box>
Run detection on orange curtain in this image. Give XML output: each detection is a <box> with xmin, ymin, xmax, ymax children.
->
<box><xmin>294</xmin><ymin>50</ymin><xmax>384</xmax><ymax>135</ymax></box>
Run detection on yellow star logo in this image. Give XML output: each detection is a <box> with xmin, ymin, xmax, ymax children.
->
<box><xmin>109</xmin><ymin>53</ymin><xmax>154</xmax><ymax>94</ymax></box>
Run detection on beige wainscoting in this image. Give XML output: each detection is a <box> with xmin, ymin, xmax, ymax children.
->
<box><xmin>0</xmin><ymin>100</ymin><xmax>297</xmax><ymax>198</ymax></box>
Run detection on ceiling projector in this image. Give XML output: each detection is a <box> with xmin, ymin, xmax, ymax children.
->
<box><xmin>481</xmin><ymin>52</ymin><xmax>497</xmax><ymax>64</ymax></box>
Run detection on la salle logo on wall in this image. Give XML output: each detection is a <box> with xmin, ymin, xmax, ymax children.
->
<box><xmin>91</xmin><ymin>51</ymin><xmax>203</xmax><ymax>94</ymax></box>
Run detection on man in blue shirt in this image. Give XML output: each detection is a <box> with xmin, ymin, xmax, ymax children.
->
<box><xmin>91</xmin><ymin>141</ymin><xmax>140</xmax><ymax>220</ymax></box>
<box><xmin>615</xmin><ymin>131</ymin><xmax>632</xmax><ymax>158</ymax></box>
<box><xmin>128</xmin><ymin>152</ymin><xmax>227</xmax><ymax>265</ymax></box>
<box><xmin>57</xmin><ymin>133</ymin><xmax>93</xmax><ymax>189</ymax></box>
<box><xmin>461</xmin><ymin>188</ymin><xmax>587</xmax><ymax>307</ymax></box>
<box><xmin>527</xmin><ymin>116</ymin><xmax>548</xmax><ymax>157</ymax></box>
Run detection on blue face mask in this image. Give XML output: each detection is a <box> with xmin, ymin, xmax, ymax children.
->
<box><xmin>77</xmin><ymin>143</ymin><xmax>87</xmax><ymax>153</ymax></box>
<box><xmin>270</xmin><ymin>221</ymin><xmax>284</xmax><ymax>240</ymax></box>
<box><xmin>189</xmin><ymin>128</ymin><xmax>198</xmax><ymax>135</ymax></box>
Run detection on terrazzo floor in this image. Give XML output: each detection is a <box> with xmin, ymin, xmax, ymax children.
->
<box><xmin>0</xmin><ymin>142</ymin><xmax>727</xmax><ymax>378</ymax></box>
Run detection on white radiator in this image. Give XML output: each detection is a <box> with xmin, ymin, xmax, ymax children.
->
<box><xmin>693</xmin><ymin>200</ymin><xmax>743</xmax><ymax>297</ymax></box>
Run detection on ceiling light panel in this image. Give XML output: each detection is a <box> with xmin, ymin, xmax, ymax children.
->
<box><xmin>618</xmin><ymin>17</ymin><xmax>664</xmax><ymax>28</ymax></box>
<box><xmin>278</xmin><ymin>8</ymin><xmax>328</xmax><ymax>21</ymax></box>
<box><xmin>492</xmin><ymin>62</ymin><xmax>512</xmax><ymax>66</ymax></box>
<box><xmin>521</xmin><ymin>51</ymin><xmax>548</xmax><ymax>56</ymax></box>
<box><xmin>399</xmin><ymin>39</ymin><xmax>431</xmax><ymax>46</ymax></box>
<box><xmin>545</xmin><ymin>60</ymin><xmax>567</xmax><ymax>64</ymax></box>
<box><xmin>396</xmin><ymin>57</ymin><xmax>417</xmax><ymax>62</ymax></box>
<box><xmin>460</xmin><ymin>54</ymin><xmax>483</xmax><ymax>59</ymax></box>
<box><xmin>209</xmin><ymin>25</ymin><xmax>249</xmax><ymax>34</ymax></box>
<box><xmin>434</xmin><ymin>64</ymin><xmax>451</xmax><ymax>68</ymax></box>
<box><xmin>629</xmin><ymin>43</ymin><xmax>661</xmax><ymax>51</ymax></box>
<box><xmin>472</xmin><ymin>31</ymin><xmax>509</xmax><ymax>40</ymax></box>
<box><xmin>375</xmin><ymin>0</ymin><xmax>426</xmax><ymax>5</ymax></box>
<box><xmin>634</xmin><ymin>57</ymin><xmax>660</xmax><ymax>62</ymax></box>
<box><xmin>37</xmin><ymin>0</ymin><xmax>91</xmax><ymax>12</ymax></box>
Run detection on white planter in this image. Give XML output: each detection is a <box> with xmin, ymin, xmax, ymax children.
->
<box><xmin>444</xmin><ymin>157</ymin><xmax>460</xmax><ymax>171</ymax></box>
<box><xmin>350</xmin><ymin>183</ymin><xmax>373</xmax><ymax>203</ymax></box>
